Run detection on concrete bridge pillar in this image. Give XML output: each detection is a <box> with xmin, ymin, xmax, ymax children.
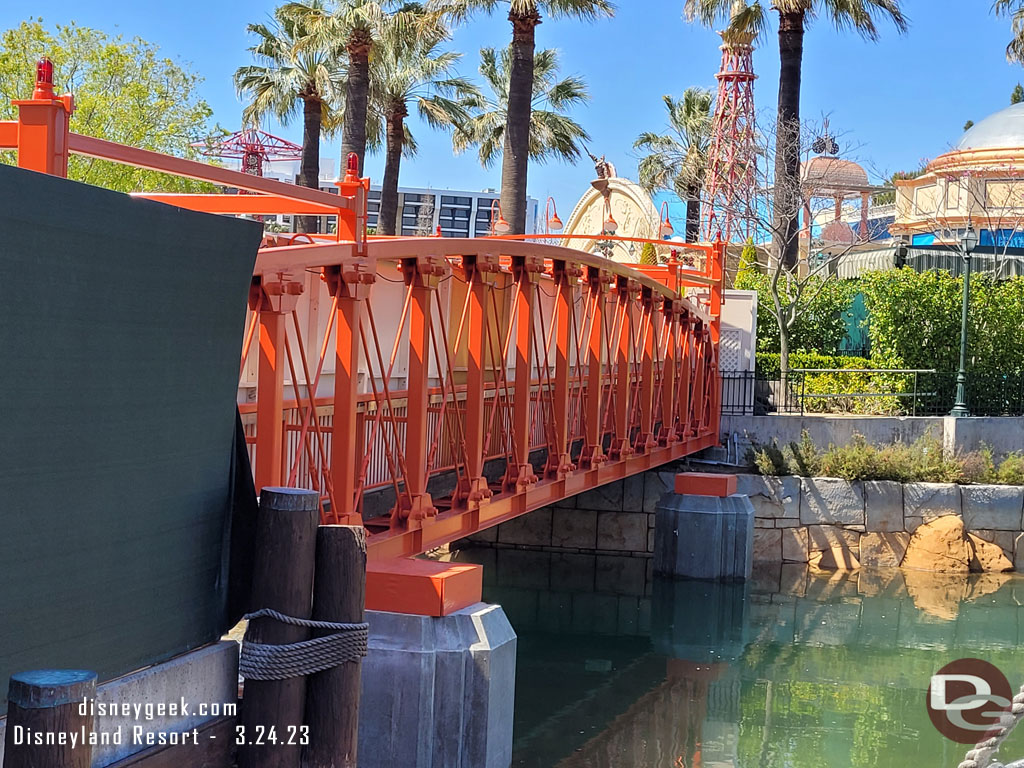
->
<box><xmin>358</xmin><ymin>603</ymin><xmax>516</xmax><ymax>768</ymax></box>
<box><xmin>358</xmin><ymin>560</ymin><xmax>516</xmax><ymax>768</ymax></box>
<box><xmin>653</xmin><ymin>473</ymin><xmax>754</xmax><ymax>581</ymax></box>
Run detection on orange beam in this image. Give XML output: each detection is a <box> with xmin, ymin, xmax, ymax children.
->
<box><xmin>366</xmin><ymin>559</ymin><xmax>483</xmax><ymax>617</ymax></box>
<box><xmin>329</xmin><ymin>269</ymin><xmax>366</xmax><ymax>526</ymax></box>
<box><xmin>364</xmin><ymin>431</ymin><xmax>720</xmax><ymax>562</ymax></box>
<box><xmin>461</xmin><ymin>256</ymin><xmax>494</xmax><ymax>506</ymax></box>
<box><xmin>548</xmin><ymin>260</ymin><xmax>577</xmax><ymax>477</ymax></box>
<box><xmin>583</xmin><ymin>267</ymin><xmax>606</xmax><ymax>468</ymax></box>
<box><xmin>135</xmin><ymin>193</ymin><xmax>342</xmax><ymax>216</ymax></box>
<box><xmin>255</xmin><ymin>309</ymin><xmax>286</xmax><ymax>492</ymax></box>
<box><xmin>506</xmin><ymin>256</ymin><xmax>539</xmax><ymax>490</ymax></box>
<box><xmin>0</xmin><ymin>120</ymin><xmax>16</xmax><ymax>147</ymax></box>
<box><xmin>611</xmin><ymin>277</ymin><xmax>633</xmax><ymax>459</ymax></box>
<box><xmin>638</xmin><ymin>289</ymin><xmax>657</xmax><ymax>449</ymax></box>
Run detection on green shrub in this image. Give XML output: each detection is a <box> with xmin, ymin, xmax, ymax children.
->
<box><xmin>998</xmin><ymin>453</ymin><xmax>1024</xmax><ymax>485</ymax></box>
<box><xmin>746</xmin><ymin>431</ymin><xmax>1015</xmax><ymax>484</ymax></box>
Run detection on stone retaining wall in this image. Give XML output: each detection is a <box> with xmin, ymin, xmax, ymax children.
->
<box><xmin>740</xmin><ymin>473</ymin><xmax>1024</xmax><ymax>569</ymax></box>
<box><xmin>457</xmin><ymin>470</ymin><xmax>678</xmax><ymax>557</ymax></box>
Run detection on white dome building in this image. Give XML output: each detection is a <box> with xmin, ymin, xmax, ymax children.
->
<box><xmin>893</xmin><ymin>103</ymin><xmax>1024</xmax><ymax>277</ymax></box>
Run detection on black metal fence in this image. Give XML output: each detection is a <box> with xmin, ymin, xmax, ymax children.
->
<box><xmin>721</xmin><ymin>369</ymin><xmax>1024</xmax><ymax>417</ymax></box>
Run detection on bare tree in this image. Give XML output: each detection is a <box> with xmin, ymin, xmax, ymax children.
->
<box><xmin>708</xmin><ymin>113</ymin><xmax>874</xmax><ymax>380</ymax></box>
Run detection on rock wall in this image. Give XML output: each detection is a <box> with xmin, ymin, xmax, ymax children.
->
<box><xmin>740</xmin><ymin>474</ymin><xmax>1024</xmax><ymax>571</ymax></box>
<box><xmin>456</xmin><ymin>470</ymin><xmax>678</xmax><ymax>557</ymax></box>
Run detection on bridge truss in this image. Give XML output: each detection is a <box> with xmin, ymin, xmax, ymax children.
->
<box><xmin>3</xmin><ymin>61</ymin><xmax>724</xmax><ymax>572</ymax></box>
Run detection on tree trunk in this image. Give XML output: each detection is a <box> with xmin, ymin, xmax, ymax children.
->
<box><xmin>501</xmin><ymin>10</ymin><xmax>540</xmax><ymax>235</ymax></box>
<box><xmin>377</xmin><ymin>106</ymin><xmax>407</xmax><ymax>237</ymax></box>
<box><xmin>297</xmin><ymin>96</ymin><xmax>322</xmax><ymax>234</ymax></box>
<box><xmin>773</xmin><ymin>10</ymin><xmax>805</xmax><ymax>271</ymax></box>
<box><xmin>685</xmin><ymin>182</ymin><xmax>701</xmax><ymax>243</ymax></box>
<box><xmin>779</xmin><ymin>323</ymin><xmax>792</xmax><ymax>410</ymax></box>
<box><xmin>341</xmin><ymin>30</ymin><xmax>372</xmax><ymax>175</ymax></box>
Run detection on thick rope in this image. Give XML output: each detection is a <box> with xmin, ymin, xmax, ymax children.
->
<box><xmin>958</xmin><ymin>685</ymin><xmax>1024</xmax><ymax>768</ymax></box>
<box><xmin>239</xmin><ymin>609</ymin><xmax>369</xmax><ymax>681</ymax></box>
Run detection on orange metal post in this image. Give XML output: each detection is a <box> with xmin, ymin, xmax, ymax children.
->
<box><xmin>637</xmin><ymin>288</ymin><xmax>658</xmax><ymax>452</ymax></box>
<box><xmin>397</xmin><ymin>256</ymin><xmax>444</xmax><ymax>526</ymax></box>
<box><xmin>659</xmin><ymin>302</ymin><xmax>679</xmax><ymax>445</ymax></box>
<box><xmin>251</xmin><ymin>276</ymin><xmax>303</xmax><ymax>494</ymax></box>
<box><xmin>678</xmin><ymin>315</ymin><xmax>693</xmax><ymax>438</ymax></box>
<box><xmin>582</xmin><ymin>266</ymin><xmax>607</xmax><ymax>468</ymax></box>
<box><xmin>547</xmin><ymin>260</ymin><xmax>578</xmax><ymax>477</ymax></box>
<box><xmin>610</xmin><ymin>277</ymin><xmax>634</xmax><ymax>460</ymax></box>
<box><xmin>12</xmin><ymin>59</ymin><xmax>73</xmax><ymax>177</ymax></box>
<box><xmin>460</xmin><ymin>255</ymin><xmax>496</xmax><ymax>506</ymax></box>
<box><xmin>327</xmin><ymin>264</ymin><xmax>373</xmax><ymax>526</ymax></box>
<box><xmin>506</xmin><ymin>255</ymin><xmax>541</xmax><ymax>491</ymax></box>
<box><xmin>691</xmin><ymin>327</ymin><xmax>708</xmax><ymax>434</ymax></box>
<box><xmin>256</xmin><ymin>308</ymin><xmax>286</xmax><ymax>493</ymax></box>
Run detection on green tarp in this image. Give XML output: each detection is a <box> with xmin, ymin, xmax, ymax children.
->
<box><xmin>0</xmin><ymin>164</ymin><xmax>262</xmax><ymax>714</ymax></box>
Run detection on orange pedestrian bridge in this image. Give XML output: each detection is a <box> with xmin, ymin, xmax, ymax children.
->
<box><xmin>3</xmin><ymin>64</ymin><xmax>724</xmax><ymax>616</ymax></box>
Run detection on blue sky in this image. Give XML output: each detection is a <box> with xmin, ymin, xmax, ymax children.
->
<box><xmin>4</xmin><ymin>1</ymin><xmax>1024</xmax><ymax>214</ymax></box>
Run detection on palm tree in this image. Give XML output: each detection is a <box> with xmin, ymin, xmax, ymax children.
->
<box><xmin>287</xmin><ymin>1</ymin><xmax>443</xmax><ymax>176</ymax></box>
<box><xmin>684</xmin><ymin>0</ymin><xmax>906</xmax><ymax>267</ymax></box>
<box><xmin>453</xmin><ymin>46</ymin><xmax>589</xmax><ymax>179</ymax></box>
<box><xmin>634</xmin><ymin>88</ymin><xmax>713</xmax><ymax>243</ymax></box>
<box><xmin>996</xmin><ymin>1</ymin><xmax>1024</xmax><ymax>63</ymax></box>
<box><xmin>432</xmin><ymin>0</ymin><xmax>614</xmax><ymax>234</ymax></box>
<box><xmin>235</xmin><ymin>1</ymin><xmax>345</xmax><ymax>233</ymax></box>
<box><xmin>369</xmin><ymin>36</ymin><xmax>479</xmax><ymax>235</ymax></box>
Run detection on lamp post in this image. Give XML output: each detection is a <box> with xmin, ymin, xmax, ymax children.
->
<box><xmin>950</xmin><ymin>219</ymin><xmax>979</xmax><ymax>417</ymax></box>
<box><xmin>545</xmin><ymin>197</ymin><xmax>563</xmax><ymax>234</ymax></box>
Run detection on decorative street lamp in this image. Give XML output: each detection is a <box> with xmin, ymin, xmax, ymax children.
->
<box><xmin>489</xmin><ymin>200</ymin><xmax>510</xmax><ymax>236</ymax></box>
<box><xmin>950</xmin><ymin>218</ymin><xmax>979</xmax><ymax>417</ymax></box>
<box><xmin>545</xmin><ymin>197</ymin><xmax>563</xmax><ymax>233</ymax></box>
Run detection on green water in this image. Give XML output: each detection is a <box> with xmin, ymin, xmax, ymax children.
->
<box><xmin>459</xmin><ymin>549</ymin><xmax>1024</xmax><ymax>768</ymax></box>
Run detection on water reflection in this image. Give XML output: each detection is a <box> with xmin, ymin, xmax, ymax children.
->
<box><xmin>453</xmin><ymin>549</ymin><xmax>1024</xmax><ymax>768</ymax></box>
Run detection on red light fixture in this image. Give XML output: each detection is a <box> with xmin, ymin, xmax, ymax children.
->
<box><xmin>659</xmin><ymin>201</ymin><xmax>674</xmax><ymax>239</ymax></box>
<box><xmin>545</xmin><ymin>197</ymin><xmax>563</xmax><ymax>232</ymax></box>
<box><xmin>33</xmin><ymin>56</ymin><xmax>56</xmax><ymax>99</ymax></box>
<box><xmin>344</xmin><ymin>152</ymin><xmax>360</xmax><ymax>182</ymax></box>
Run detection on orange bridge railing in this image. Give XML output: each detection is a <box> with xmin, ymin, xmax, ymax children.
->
<box><xmin>3</xmin><ymin>59</ymin><xmax>725</xmax><ymax>563</ymax></box>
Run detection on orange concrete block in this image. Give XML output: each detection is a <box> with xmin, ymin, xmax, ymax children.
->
<box><xmin>366</xmin><ymin>558</ymin><xmax>483</xmax><ymax>617</ymax></box>
<box><xmin>674</xmin><ymin>472</ymin><xmax>737</xmax><ymax>497</ymax></box>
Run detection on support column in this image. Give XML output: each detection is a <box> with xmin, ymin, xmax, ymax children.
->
<box><xmin>13</xmin><ymin>58</ymin><xmax>73</xmax><ymax>177</ymax></box>
<box><xmin>251</xmin><ymin>275</ymin><xmax>304</xmax><ymax>494</ymax></box>
<box><xmin>637</xmin><ymin>288</ymin><xmax>659</xmax><ymax>452</ymax></box>
<box><xmin>653</xmin><ymin>473</ymin><xmax>753</xmax><ymax>581</ymax></box>
<box><xmin>460</xmin><ymin>254</ymin><xmax>497</xmax><ymax>507</ymax></box>
<box><xmin>505</xmin><ymin>255</ymin><xmax>543</xmax><ymax>491</ymax></box>
<box><xmin>396</xmin><ymin>256</ymin><xmax>445</xmax><ymax>527</ymax></box>
<box><xmin>691</xmin><ymin>326</ymin><xmax>708</xmax><ymax>435</ymax></box>
<box><xmin>678</xmin><ymin>314</ymin><xmax>693</xmax><ymax>439</ymax></box>
<box><xmin>582</xmin><ymin>266</ymin><xmax>607</xmax><ymax>468</ymax></box>
<box><xmin>547</xmin><ymin>260</ymin><xmax>579</xmax><ymax>477</ymax></box>
<box><xmin>358</xmin><ymin>603</ymin><xmax>517</xmax><ymax>768</ymax></box>
<box><xmin>327</xmin><ymin>263</ymin><xmax>374</xmax><ymax>526</ymax></box>
<box><xmin>659</xmin><ymin>301</ymin><xmax>679</xmax><ymax>445</ymax></box>
<box><xmin>610</xmin><ymin>277</ymin><xmax>634</xmax><ymax>460</ymax></box>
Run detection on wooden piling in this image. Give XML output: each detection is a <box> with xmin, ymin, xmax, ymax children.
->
<box><xmin>238</xmin><ymin>487</ymin><xmax>319</xmax><ymax>768</ymax></box>
<box><xmin>301</xmin><ymin>525</ymin><xmax>367</xmax><ymax>768</ymax></box>
<box><xmin>3</xmin><ymin>669</ymin><xmax>97</xmax><ymax>768</ymax></box>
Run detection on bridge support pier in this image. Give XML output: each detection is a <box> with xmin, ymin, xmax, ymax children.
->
<box><xmin>653</xmin><ymin>473</ymin><xmax>754</xmax><ymax>581</ymax></box>
<box><xmin>357</xmin><ymin>603</ymin><xmax>516</xmax><ymax>768</ymax></box>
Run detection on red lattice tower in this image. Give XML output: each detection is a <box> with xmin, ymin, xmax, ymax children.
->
<box><xmin>702</xmin><ymin>27</ymin><xmax>757</xmax><ymax>244</ymax></box>
<box><xmin>195</xmin><ymin>126</ymin><xmax>303</xmax><ymax>178</ymax></box>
